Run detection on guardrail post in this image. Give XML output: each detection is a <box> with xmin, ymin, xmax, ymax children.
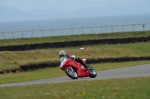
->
<box><xmin>91</xmin><ymin>27</ymin><xmax>94</xmax><ymax>34</ymax></box>
<box><xmin>111</xmin><ymin>26</ymin><xmax>113</xmax><ymax>32</ymax></box>
<box><xmin>32</xmin><ymin>30</ymin><xmax>34</xmax><ymax>37</ymax></box>
<box><xmin>143</xmin><ymin>24</ymin><xmax>145</xmax><ymax>31</ymax></box>
<box><xmin>22</xmin><ymin>31</ymin><xmax>24</xmax><ymax>38</ymax></box>
<box><xmin>2</xmin><ymin>32</ymin><xmax>4</xmax><ymax>39</ymax></box>
<box><xmin>81</xmin><ymin>27</ymin><xmax>84</xmax><ymax>34</ymax></box>
<box><xmin>71</xmin><ymin>28</ymin><xmax>74</xmax><ymax>35</ymax></box>
<box><xmin>12</xmin><ymin>32</ymin><xmax>14</xmax><ymax>39</ymax></box>
<box><xmin>101</xmin><ymin>26</ymin><xmax>103</xmax><ymax>33</ymax></box>
<box><xmin>133</xmin><ymin>24</ymin><xmax>134</xmax><ymax>32</ymax></box>
<box><xmin>62</xmin><ymin>29</ymin><xmax>64</xmax><ymax>36</ymax></box>
<box><xmin>52</xmin><ymin>29</ymin><xmax>54</xmax><ymax>36</ymax></box>
<box><xmin>42</xmin><ymin>30</ymin><xmax>44</xmax><ymax>37</ymax></box>
<box><xmin>122</xmin><ymin>25</ymin><xmax>124</xmax><ymax>32</ymax></box>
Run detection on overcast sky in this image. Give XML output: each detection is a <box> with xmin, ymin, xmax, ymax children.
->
<box><xmin>0</xmin><ymin>0</ymin><xmax>138</xmax><ymax>11</ymax></box>
<box><xmin>0</xmin><ymin>0</ymin><xmax>150</xmax><ymax>22</ymax></box>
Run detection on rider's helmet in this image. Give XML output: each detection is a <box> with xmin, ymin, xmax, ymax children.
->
<box><xmin>59</xmin><ymin>50</ymin><xmax>66</xmax><ymax>58</ymax></box>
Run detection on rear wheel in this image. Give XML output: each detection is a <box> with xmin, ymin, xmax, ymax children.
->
<box><xmin>65</xmin><ymin>67</ymin><xmax>78</xmax><ymax>79</ymax></box>
<box><xmin>87</xmin><ymin>66</ymin><xmax>97</xmax><ymax>78</ymax></box>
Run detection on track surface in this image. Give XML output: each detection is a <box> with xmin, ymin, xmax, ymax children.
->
<box><xmin>0</xmin><ymin>64</ymin><xmax>150</xmax><ymax>87</ymax></box>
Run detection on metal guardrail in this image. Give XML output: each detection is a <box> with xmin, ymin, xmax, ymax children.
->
<box><xmin>0</xmin><ymin>23</ymin><xmax>150</xmax><ymax>39</ymax></box>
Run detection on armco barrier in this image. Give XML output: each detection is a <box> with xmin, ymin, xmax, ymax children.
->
<box><xmin>0</xmin><ymin>56</ymin><xmax>150</xmax><ymax>74</ymax></box>
<box><xmin>0</xmin><ymin>36</ymin><xmax>150</xmax><ymax>51</ymax></box>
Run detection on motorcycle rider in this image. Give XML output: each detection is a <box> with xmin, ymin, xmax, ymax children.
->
<box><xmin>59</xmin><ymin>50</ymin><xmax>91</xmax><ymax>70</ymax></box>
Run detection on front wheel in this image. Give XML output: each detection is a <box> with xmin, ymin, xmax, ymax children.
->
<box><xmin>65</xmin><ymin>67</ymin><xmax>78</xmax><ymax>79</ymax></box>
<box><xmin>87</xmin><ymin>65</ymin><xmax>97</xmax><ymax>78</ymax></box>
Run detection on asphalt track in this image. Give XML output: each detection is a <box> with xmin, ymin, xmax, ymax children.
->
<box><xmin>0</xmin><ymin>64</ymin><xmax>150</xmax><ymax>87</ymax></box>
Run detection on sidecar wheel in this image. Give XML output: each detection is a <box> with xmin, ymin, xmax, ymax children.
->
<box><xmin>65</xmin><ymin>68</ymin><xmax>78</xmax><ymax>79</ymax></box>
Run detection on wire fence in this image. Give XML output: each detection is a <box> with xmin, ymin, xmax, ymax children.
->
<box><xmin>0</xmin><ymin>23</ymin><xmax>150</xmax><ymax>39</ymax></box>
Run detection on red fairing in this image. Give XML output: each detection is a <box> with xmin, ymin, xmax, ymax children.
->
<box><xmin>60</xmin><ymin>58</ymin><xmax>74</xmax><ymax>71</ymax></box>
<box><xmin>62</xmin><ymin>58</ymin><xmax>90</xmax><ymax>77</ymax></box>
<box><xmin>66</xmin><ymin>54</ymin><xmax>73</xmax><ymax>57</ymax></box>
<box><xmin>64</xmin><ymin>59</ymin><xmax>80</xmax><ymax>70</ymax></box>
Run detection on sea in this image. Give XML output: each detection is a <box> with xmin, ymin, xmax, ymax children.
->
<box><xmin>0</xmin><ymin>14</ymin><xmax>150</xmax><ymax>39</ymax></box>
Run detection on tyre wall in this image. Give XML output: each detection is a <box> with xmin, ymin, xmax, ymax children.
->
<box><xmin>0</xmin><ymin>56</ymin><xmax>150</xmax><ymax>74</ymax></box>
<box><xmin>0</xmin><ymin>36</ymin><xmax>150</xmax><ymax>51</ymax></box>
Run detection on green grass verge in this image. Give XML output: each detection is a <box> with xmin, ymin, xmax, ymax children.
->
<box><xmin>0</xmin><ymin>76</ymin><xmax>150</xmax><ymax>99</ymax></box>
<box><xmin>107</xmin><ymin>42</ymin><xmax>150</xmax><ymax>53</ymax></box>
<box><xmin>0</xmin><ymin>42</ymin><xmax>150</xmax><ymax>70</ymax></box>
<box><xmin>0</xmin><ymin>31</ymin><xmax>150</xmax><ymax>46</ymax></box>
<box><xmin>0</xmin><ymin>60</ymin><xmax>150</xmax><ymax>84</ymax></box>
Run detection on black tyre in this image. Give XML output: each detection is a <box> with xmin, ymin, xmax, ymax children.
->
<box><xmin>65</xmin><ymin>67</ymin><xmax>78</xmax><ymax>79</ymax></box>
<box><xmin>87</xmin><ymin>66</ymin><xmax>97</xmax><ymax>78</ymax></box>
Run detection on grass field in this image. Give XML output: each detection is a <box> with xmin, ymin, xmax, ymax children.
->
<box><xmin>0</xmin><ymin>31</ymin><xmax>150</xmax><ymax>71</ymax></box>
<box><xmin>0</xmin><ymin>60</ymin><xmax>150</xmax><ymax>84</ymax></box>
<box><xmin>0</xmin><ymin>42</ymin><xmax>150</xmax><ymax>70</ymax></box>
<box><xmin>0</xmin><ymin>76</ymin><xmax>150</xmax><ymax>99</ymax></box>
<box><xmin>0</xmin><ymin>31</ymin><xmax>150</xmax><ymax>99</ymax></box>
<box><xmin>0</xmin><ymin>31</ymin><xmax>150</xmax><ymax>46</ymax></box>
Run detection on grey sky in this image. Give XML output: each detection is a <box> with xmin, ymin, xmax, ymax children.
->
<box><xmin>0</xmin><ymin>0</ymin><xmax>150</xmax><ymax>22</ymax></box>
<box><xmin>0</xmin><ymin>0</ymin><xmax>137</xmax><ymax>11</ymax></box>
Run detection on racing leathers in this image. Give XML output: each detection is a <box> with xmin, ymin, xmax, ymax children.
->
<box><xmin>59</xmin><ymin>54</ymin><xmax>89</xmax><ymax>70</ymax></box>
